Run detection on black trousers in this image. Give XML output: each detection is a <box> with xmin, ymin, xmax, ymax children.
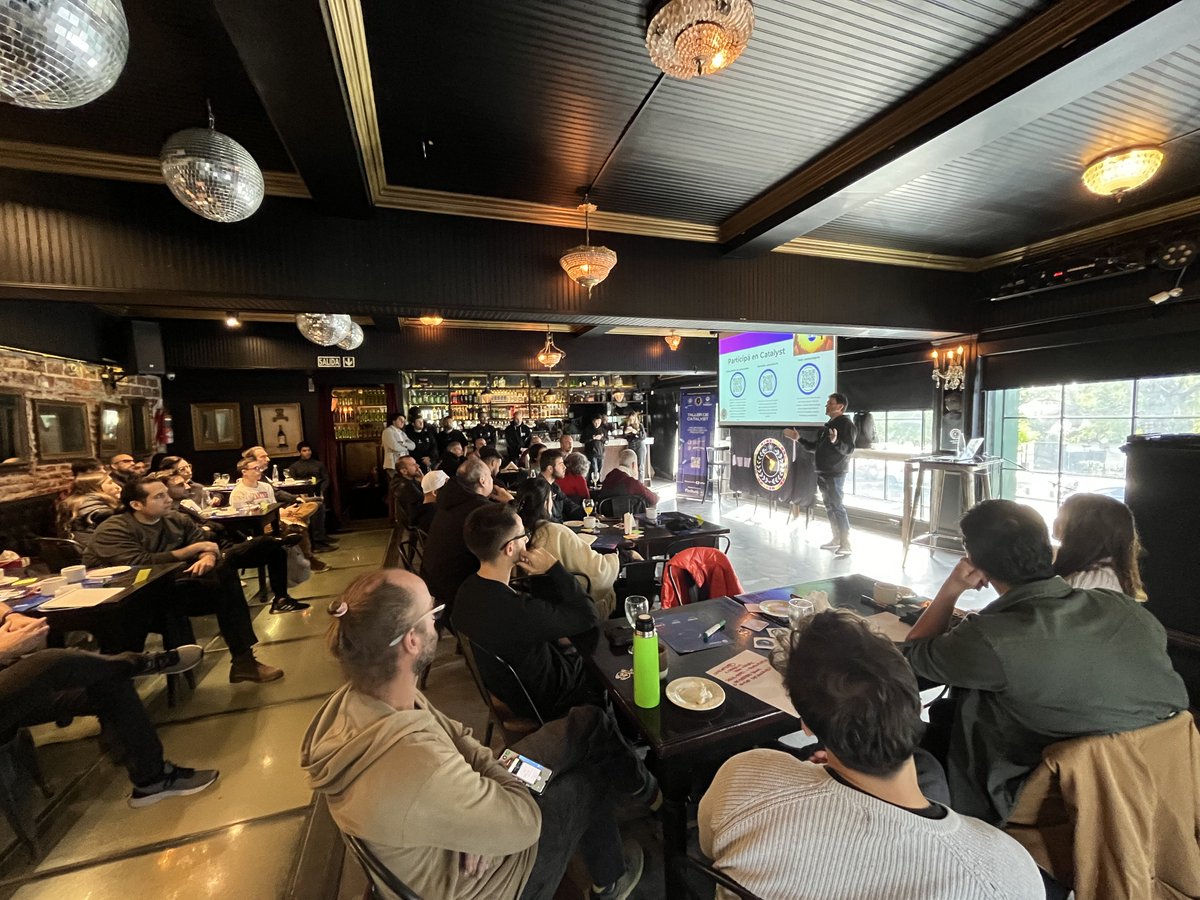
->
<box><xmin>224</xmin><ymin>536</ymin><xmax>288</xmax><ymax>597</ymax></box>
<box><xmin>170</xmin><ymin>564</ymin><xmax>259</xmax><ymax>657</ymax></box>
<box><xmin>0</xmin><ymin>649</ymin><xmax>163</xmax><ymax>786</ymax></box>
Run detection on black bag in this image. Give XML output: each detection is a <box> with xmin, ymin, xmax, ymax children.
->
<box><xmin>656</xmin><ymin>511</ymin><xmax>702</xmax><ymax>532</ymax></box>
<box><xmin>853</xmin><ymin>412</ymin><xmax>876</xmax><ymax>450</ymax></box>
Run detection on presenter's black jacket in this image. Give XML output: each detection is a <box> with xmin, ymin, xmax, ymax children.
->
<box><xmin>798</xmin><ymin>414</ymin><xmax>855</xmax><ymax>475</ymax></box>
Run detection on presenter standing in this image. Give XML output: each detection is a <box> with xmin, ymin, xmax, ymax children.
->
<box><xmin>784</xmin><ymin>392</ymin><xmax>856</xmax><ymax>557</ymax></box>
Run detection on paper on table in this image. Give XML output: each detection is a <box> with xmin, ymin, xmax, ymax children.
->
<box><xmin>863</xmin><ymin>611</ymin><xmax>912</xmax><ymax>643</ymax></box>
<box><xmin>38</xmin><ymin>588</ymin><xmax>124</xmax><ymax>610</ymax></box>
<box><xmin>707</xmin><ymin>650</ymin><xmax>799</xmax><ymax>718</ymax></box>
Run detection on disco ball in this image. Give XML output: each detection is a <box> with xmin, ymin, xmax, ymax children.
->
<box><xmin>295</xmin><ymin>314</ymin><xmax>353</xmax><ymax>347</ymax></box>
<box><xmin>0</xmin><ymin>0</ymin><xmax>128</xmax><ymax>109</ymax></box>
<box><xmin>160</xmin><ymin>127</ymin><xmax>265</xmax><ymax>223</ymax></box>
<box><xmin>336</xmin><ymin>322</ymin><xmax>364</xmax><ymax>351</ymax></box>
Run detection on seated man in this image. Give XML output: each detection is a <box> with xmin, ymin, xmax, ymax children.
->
<box><xmin>84</xmin><ymin>477</ymin><xmax>284</xmax><ymax>683</ymax></box>
<box><xmin>435</xmin><ymin>416</ymin><xmax>469</xmax><ymax>457</ymax></box>
<box><xmin>108</xmin><ymin>452</ymin><xmax>139</xmax><ymax>487</ymax></box>
<box><xmin>436</xmin><ymin>440</ymin><xmax>465</xmax><ymax>478</ymax></box>
<box><xmin>390</xmin><ymin>454</ymin><xmax>426</xmax><ymax>530</ymax></box>
<box><xmin>599</xmin><ymin>449</ymin><xmax>658</xmax><ymax>507</ymax></box>
<box><xmin>537</xmin><ymin>449</ymin><xmax>583</xmax><ymax>523</ymax></box>
<box><xmin>162</xmin><ymin>472</ymin><xmax>309</xmax><ymax>614</ymax></box>
<box><xmin>904</xmin><ymin>499</ymin><xmax>1188</xmax><ymax>825</ymax></box>
<box><xmin>0</xmin><ymin>607</ymin><xmax>217</xmax><ymax>808</ymax></box>
<box><xmin>422</xmin><ymin>457</ymin><xmax>496</xmax><ymax>609</ymax></box>
<box><xmin>243</xmin><ymin>446</ymin><xmax>336</xmax><ymax>551</ymax></box>
<box><xmin>284</xmin><ymin>442</ymin><xmax>330</xmax><ymax>498</ymax></box>
<box><xmin>700</xmin><ymin>609</ymin><xmax>1043</xmax><ymax>899</ymax></box>
<box><xmin>231</xmin><ymin>459</ymin><xmax>329</xmax><ymax>573</ymax></box>
<box><xmin>416</xmin><ymin>470</ymin><xmax>447</xmax><ymax>533</ymax></box>
<box><xmin>453</xmin><ymin>503</ymin><xmax>599</xmax><ymax>720</ymax></box>
<box><xmin>157</xmin><ymin>456</ymin><xmax>209</xmax><ymax>509</ymax></box>
<box><xmin>302</xmin><ymin>569</ymin><xmax>651</xmax><ymax>900</ymax></box>
<box><xmin>478</xmin><ymin>447</ymin><xmax>515</xmax><ymax>503</ymax></box>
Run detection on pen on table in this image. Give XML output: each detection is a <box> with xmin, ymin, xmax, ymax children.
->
<box><xmin>701</xmin><ymin>620</ymin><xmax>726</xmax><ymax>642</ymax></box>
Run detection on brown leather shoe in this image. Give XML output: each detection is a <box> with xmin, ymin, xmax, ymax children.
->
<box><xmin>229</xmin><ymin>654</ymin><xmax>284</xmax><ymax>684</ymax></box>
<box><xmin>309</xmin><ymin>558</ymin><xmax>330</xmax><ymax>572</ymax></box>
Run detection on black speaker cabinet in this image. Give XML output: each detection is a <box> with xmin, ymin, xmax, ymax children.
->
<box><xmin>127</xmin><ymin>320</ymin><xmax>165</xmax><ymax>375</ymax></box>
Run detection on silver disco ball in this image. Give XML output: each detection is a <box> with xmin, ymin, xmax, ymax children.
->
<box><xmin>0</xmin><ymin>0</ymin><xmax>129</xmax><ymax>109</ymax></box>
<box><xmin>336</xmin><ymin>322</ymin><xmax>364</xmax><ymax>351</ymax></box>
<box><xmin>295</xmin><ymin>314</ymin><xmax>353</xmax><ymax>347</ymax></box>
<box><xmin>160</xmin><ymin>127</ymin><xmax>265</xmax><ymax>223</ymax></box>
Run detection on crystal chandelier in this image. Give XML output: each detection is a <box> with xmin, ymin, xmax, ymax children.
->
<box><xmin>536</xmin><ymin>328</ymin><xmax>566</xmax><ymax>369</ymax></box>
<box><xmin>161</xmin><ymin>102</ymin><xmax>265</xmax><ymax>223</ymax></box>
<box><xmin>1082</xmin><ymin>146</ymin><xmax>1164</xmax><ymax>199</ymax></box>
<box><xmin>931</xmin><ymin>346</ymin><xmax>965</xmax><ymax>391</ymax></box>
<box><xmin>559</xmin><ymin>201</ymin><xmax>617</xmax><ymax>294</ymax></box>
<box><xmin>664</xmin><ymin>331</ymin><xmax>682</xmax><ymax>351</ymax></box>
<box><xmin>337</xmin><ymin>321</ymin><xmax>364</xmax><ymax>350</ymax></box>
<box><xmin>295</xmin><ymin>314</ymin><xmax>353</xmax><ymax>347</ymax></box>
<box><xmin>646</xmin><ymin>0</ymin><xmax>755</xmax><ymax>79</ymax></box>
<box><xmin>0</xmin><ymin>0</ymin><xmax>128</xmax><ymax>109</ymax></box>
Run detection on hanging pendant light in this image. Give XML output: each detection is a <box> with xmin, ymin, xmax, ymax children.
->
<box><xmin>336</xmin><ymin>321</ymin><xmax>364</xmax><ymax>350</ymax></box>
<box><xmin>0</xmin><ymin>0</ymin><xmax>129</xmax><ymax>109</ymax></box>
<box><xmin>536</xmin><ymin>328</ymin><xmax>567</xmax><ymax>369</ymax></box>
<box><xmin>295</xmin><ymin>314</ymin><xmax>353</xmax><ymax>347</ymax></box>
<box><xmin>664</xmin><ymin>331</ymin><xmax>683</xmax><ymax>351</ymax></box>
<box><xmin>559</xmin><ymin>200</ymin><xmax>617</xmax><ymax>294</ymax></box>
<box><xmin>1082</xmin><ymin>146</ymin><xmax>1164</xmax><ymax>199</ymax></box>
<box><xmin>161</xmin><ymin>101</ymin><xmax>265</xmax><ymax>223</ymax></box>
<box><xmin>646</xmin><ymin>0</ymin><xmax>755</xmax><ymax>79</ymax></box>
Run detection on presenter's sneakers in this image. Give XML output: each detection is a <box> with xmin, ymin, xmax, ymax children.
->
<box><xmin>819</xmin><ymin>538</ymin><xmax>841</xmax><ymax>550</ymax></box>
<box><xmin>834</xmin><ymin>542</ymin><xmax>853</xmax><ymax>558</ymax></box>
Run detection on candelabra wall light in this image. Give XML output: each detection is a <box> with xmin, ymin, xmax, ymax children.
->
<box><xmin>931</xmin><ymin>345</ymin><xmax>965</xmax><ymax>391</ymax></box>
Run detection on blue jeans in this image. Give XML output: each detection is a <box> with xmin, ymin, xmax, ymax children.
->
<box><xmin>818</xmin><ymin>472</ymin><xmax>850</xmax><ymax>541</ymax></box>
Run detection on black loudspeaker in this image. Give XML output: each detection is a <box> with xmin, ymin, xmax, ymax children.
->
<box><xmin>127</xmin><ymin>320</ymin><xmax>165</xmax><ymax>375</ymax></box>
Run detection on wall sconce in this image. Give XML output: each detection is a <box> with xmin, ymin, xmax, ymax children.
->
<box><xmin>931</xmin><ymin>345</ymin><xmax>965</xmax><ymax>391</ymax></box>
<box><xmin>99</xmin><ymin>365</ymin><xmax>129</xmax><ymax>392</ymax></box>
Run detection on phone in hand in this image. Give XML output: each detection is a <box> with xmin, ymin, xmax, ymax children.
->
<box><xmin>499</xmin><ymin>749</ymin><xmax>553</xmax><ymax>794</ymax></box>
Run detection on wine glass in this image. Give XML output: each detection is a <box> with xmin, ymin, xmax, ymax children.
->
<box><xmin>787</xmin><ymin>597</ymin><xmax>815</xmax><ymax>630</ymax></box>
<box><xmin>582</xmin><ymin>498</ymin><xmax>595</xmax><ymax>517</ymax></box>
<box><xmin>625</xmin><ymin>595</ymin><xmax>649</xmax><ymax>629</ymax></box>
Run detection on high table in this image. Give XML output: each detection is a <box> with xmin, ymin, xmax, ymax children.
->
<box><xmin>899</xmin><ymin>455</ymin><xmax>1002</xmax><ymax>565</ymax></box>
<box><xmin>201</xmin><ymin>502</ymin><xmax>283</xmax><ymax>599</ymax></box>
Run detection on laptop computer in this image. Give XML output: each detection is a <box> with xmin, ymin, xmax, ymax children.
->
<box><xmin>955</xmin><ymin>437</ymin><xmax>984</xmax><ymax>462</ymax></box>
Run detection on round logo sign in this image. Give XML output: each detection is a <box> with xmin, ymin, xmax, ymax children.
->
<box><xmin>729</xmin><ymin>372</ymin><xmax>746</xmax><ymax>398</ymax></box>
<box><xmin>752</xmin><ymin>437</ymin><xmax>789</xmax><ymax>492</ymax></box>
<box><xmin>797</xmin><ymin>362</ymin><xmax>821</xmax><ymax>395</ymax></box>
<box><xmin>758</xmin><ymin>368</ymin><xmax>777</xmax><ymax>398</ymax></box>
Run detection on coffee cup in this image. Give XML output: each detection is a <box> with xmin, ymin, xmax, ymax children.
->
<box><xmin>873</xmin><ymin>583</ymin><xmax>915</xmax><ymax>606</ymax></box>
<box><xmin>61</xmin><ymin>565</ymin><xmax>87</xmax><ymax>584</ymax></box>
<box><xmin>38</xmin><ymin>576</ymin><xmax>66</xmax><ymax>596</ymax></box>
<box><xmin>583</xmin><ymin>516</ymin><xmax>598</xmax><ymax>531</ymax></box>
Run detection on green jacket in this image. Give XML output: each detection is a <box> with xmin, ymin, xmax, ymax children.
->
<box><xmin>904</xmin><ymin>576</ymin><xmax>1187</xmax><ymax>825</ymax></box>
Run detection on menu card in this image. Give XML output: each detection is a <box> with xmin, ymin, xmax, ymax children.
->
<box><xmin>863</xmin><ymin>611</ymin><xmax>912</xmax><ymax>643</ymax></box>
<box><xmin>707</xmin><ymin>650</ymin><xmax>799</xmax><ymax>718</ymax></box>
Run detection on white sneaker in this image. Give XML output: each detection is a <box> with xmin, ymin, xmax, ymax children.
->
<box><xmin>834</xmin><ymin>544</ymin><xmax>853</xmax><ymax>558</ymax></box>
<box><xmin>819</xmin><ymin>539</ymin><xmax>841</xmax><ymax>550</ymax></box>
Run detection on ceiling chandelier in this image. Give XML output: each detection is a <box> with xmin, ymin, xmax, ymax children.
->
<box><xmin>559</xmin><ymin>201</ymin><xmax>617</xmax><ymax>295</ymax></box>
<box><xmin>295</xmin><ymin>314</ymin><xmax>353</xmax><ymax>347</ymax></box>
<box><xmin>337</xmin><ymin>321</ymin><xmax>364</xmax><ymax>350</ymax></box>
<box><xmin>161</xmin><ymin>102</ymin><xmax>265</xmax><ymax>222</ymax></box>
<box><xmin>1082</xmin><ymin>146</ymin><xmax>1164</xmax><ymax>199</ymax></box>
<box><xmin>0</xmin><ymin>0</ymin><xmax>129</xmax><ymax>109</ymax></box>
<box><xmin>646</xmin><ymin>0</ymin><xmax>755</xmax><ymax>79</ymax></box>
<box><xmin>536</xmin><ymin>328</ymin><xmax>566</xmax><ymax>369</ymax></box>
<box><xmin>664</xmin><ymin>331</ymin><xmax>682</xmax><ymax>351</ymax></box>
<box><xmin>419</xmin><ymin>314</ymin><xmax>444</xmax><ymax>327</ymax></box>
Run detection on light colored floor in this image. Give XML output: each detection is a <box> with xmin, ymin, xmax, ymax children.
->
<box><xmin>0</xmin><ymin>486</ymin><xmax>985</xmax><ymax>899</ymax></box>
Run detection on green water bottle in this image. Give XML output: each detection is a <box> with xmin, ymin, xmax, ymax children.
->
<box><xmin>633</xmin><ymin>613</ymin><xmax>660</xmax><ymax>708</ymax></box>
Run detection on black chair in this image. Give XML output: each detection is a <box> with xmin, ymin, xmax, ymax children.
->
<box><xmin>614</xmin><ymin>559</ymin><xmax>663</xmax><ymax>609</ymax></box>
<box><xmin>341</xmin><ymin>831</ymin><xmax>423</xmax><ymax>900</ymax></box>
<box><xmin>35</xmin><ymin>537</ymin><xmax>85</xmax><ymax>571</ymax></box>
<box><xmin>598</xmin><ymin>495</ymin><xmax>646</xmax><ymax>518</ymax></box>
<box><xmin>458</xmin><ymin>633</ymin><xmax>544</xmax><ymax>747</ymax></box>
<box><xmin>664</xmin><ymin>535</ymin><xmax>731</xmax><ymax>559</ymax></box>
<box><xmin>676</xmin><ymin>854</ymin><xmax>764</xmax><ymax>900</ymax></box>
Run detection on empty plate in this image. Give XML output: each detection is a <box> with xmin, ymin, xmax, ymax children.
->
<box><xmin>85</xmin><ymin>566</ymin><xmax>131</xmax><ymax>578</ymax></box>
<box><xmin>758</xmin><ymin>600</ymin><xmax>791</xmax><ymax>619</ymax></box>
<box><xmin>665</xmin><ymin>676</ymin><xmax>726</xmax><ymax>712</ymax></box>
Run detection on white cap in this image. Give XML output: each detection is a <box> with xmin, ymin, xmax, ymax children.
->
<box><xmin>421</xmin><ymin>470</ymin><xmax>449</xmax><ymax>494</ymax></box>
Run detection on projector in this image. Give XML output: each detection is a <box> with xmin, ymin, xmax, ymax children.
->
<box><xmin>989</xmin><ymin>255</ymin><xmax>1145</xmax><ymax>302</ymax></box>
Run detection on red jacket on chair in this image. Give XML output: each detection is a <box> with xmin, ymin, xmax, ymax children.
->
<box><xmin>661</xmin><ymin>547</ymin><xmax>743</xmax><ymax>609</ymax></box>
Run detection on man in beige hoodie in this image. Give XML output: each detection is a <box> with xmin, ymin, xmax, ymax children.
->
<box><xmin>300</xmin><ymin>568</ymin><xmax>651</xmax><ymax>900</ymax></box>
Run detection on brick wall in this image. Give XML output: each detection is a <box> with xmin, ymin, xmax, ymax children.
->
<box><xmin>0</xmin><ymin>346</ymin><xmax>161</xmax><ymax>502</ymax></box>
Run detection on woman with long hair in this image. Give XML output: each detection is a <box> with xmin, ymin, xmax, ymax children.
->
<box><xmin>1052</xmin><ymin>492</ymin><xmax>1145</xmax><ymax>599</ymax></box>
<box><xmin>514</xmin><ymin>478</ymin><xmax>624</xmax><ymax>618</ymax></box>
<box><xmin>58</xmin><ymin>472</ymin><xmax>121</xmax><ymax>544</ymax></box>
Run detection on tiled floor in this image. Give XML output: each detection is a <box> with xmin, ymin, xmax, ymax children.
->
<box><xmin>0</xmin><ymin>493</ymin><xmax>982</xmax><ymax>899</ymax></box>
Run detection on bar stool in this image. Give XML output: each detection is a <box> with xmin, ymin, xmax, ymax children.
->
<box><xmin>702</xmin><ymin>446</ymin><xmax>739</xmax><ymax>507</ymax></box>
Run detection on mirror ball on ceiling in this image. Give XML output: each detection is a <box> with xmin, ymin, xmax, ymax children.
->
<box><xmin>295</xmin><ymin>314</ymin><xmax>353</xmax><ymax>347</ymax></box>
<box><xmin>161</xmin><ymin>126</ymin><xmax>266</xmax><ymax>223</ymax></box>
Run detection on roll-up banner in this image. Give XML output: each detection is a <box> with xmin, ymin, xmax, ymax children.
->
<box><xmin>677</xmin><ymin>389</ymin><xmax>716</xmax><ymax>500</ymax></box>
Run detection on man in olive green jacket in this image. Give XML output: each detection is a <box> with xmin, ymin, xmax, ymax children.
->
<box><xmin>904</xmin><ymin>499</ymin><xmax>1187</xmax><ymax>826</ymax></box>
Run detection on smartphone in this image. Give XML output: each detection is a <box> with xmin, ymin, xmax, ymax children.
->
<box><xmin>499</xmin><ymin>749</ymin><xmax>552</xmax><ymax>794</ymax></box>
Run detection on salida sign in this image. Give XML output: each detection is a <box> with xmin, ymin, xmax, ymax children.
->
<box><xmin>317</xmin><ymin>356</ymin><xmax>356</xmax><ymax>368</ymax></box>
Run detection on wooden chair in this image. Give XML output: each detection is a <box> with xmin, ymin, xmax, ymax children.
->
<box><xmin>341</xmin><ymin>831</ymin><xmax>423</xmax><ymax>900</ymax></box>
<box><xmin>458</xmin><ymin>633</ymin><xmax>543</xmax><ymax>747</ymax></box>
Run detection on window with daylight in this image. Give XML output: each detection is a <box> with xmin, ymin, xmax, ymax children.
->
<box><xmin>843</xmin><ymin>408</ymin><xmax>934</xmax><ymax>516</ymax></box>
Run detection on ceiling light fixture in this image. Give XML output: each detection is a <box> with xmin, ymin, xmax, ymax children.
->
<box><xmin>664</xmin><ymin>331</ymin><xmax>682</xmax><ymax>351</ymax></box>
<box><xmin>224</xmin><ymin>312</ymin><xmax>241</xmax><ymax>328</ymax></box>
<box><xmin>1081</xmin><ymin>146</ymin><xmax>1164</xmax><ymax>200</ymax></box>
<box><xmin>1156</xmin><ymin>238</ymin><xmax>1196</xmax><ymax>270</ymax></box>
<box><xmin>295</xmin><ymin>314</ymin><xmax>353</xmax><ymax>347</ymax></box>
<box><xmin>161</xmin><ymin>101</ymin><xmax>265</xmax><ymax>222</ymax></box>
<box><xmin>0</xmin><ymin>0</ymin><xmax>129</xmax><ymax>109</ymax></box>
<box><xmin>419</xmin><ymin>315</ymin><xmax>444</xmax><ymax>327</ymax></box>
<box><xmin>646</xmin><ymin>0</ymin><xmax>755</xmax><ymax>79</ymax></box>
<box><xmin>931</xmin><ymin>345</ymin><xmax>965</xmax><ymax>391</ymax></box>
<box><xmin>559</xmin><ymin>199</ymin><xmax>617</xmax><ymax>295</ymax></box>
<box><xmin>536</xmin><ymin>328</ymin><xmax>567</xmax><ymax>369</ymax></box>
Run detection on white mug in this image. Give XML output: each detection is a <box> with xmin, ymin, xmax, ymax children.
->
<box><xmin>583</xmin><ymin>516</ymin><xmax>598</xmax><ymax>531</ymax></box>
<box><xmin>61</xmin><ymin>565</ymin><xmax>86</xmax><ymax>584</ymax></box>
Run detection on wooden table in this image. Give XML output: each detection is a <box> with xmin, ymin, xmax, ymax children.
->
<box><xmin>204</xmin><ymin>479</ymin><xmax>321</xmax><ymax>498</ymax></box>
<box><xmin>202</xmin><ymin>502</ymin><xmax>283</xmax><ymax>599</ymax></box>
<box><xmin>575</xmin><ymin>515</ymin><xmax>731</xmax><ymax>559</ymax></box>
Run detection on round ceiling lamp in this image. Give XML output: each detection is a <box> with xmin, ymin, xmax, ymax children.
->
<box><xmin>536</xmin><ymin>328</ymin><xmax>566</xmax><ymax>369</ymax></box>
<box><xmin>560</xmin><ymin>201</ymin><xmax>617</xmax><ymax>294</ymax></box>
<box><xmin>336</xmin><ymin>321</ymin><xmax>364</xmax><ymax>351</ymax></box>
<box><xmin>1081</xmin><ymin>146</ymin><xmax>1164</xmax><ymax>199</ymax></box>
<box><xmin>0</xmin><ymin>0</ymin><xmax>129</xmax><ymax>109</ymax></box>
<box><xmin>646</xmin><ymin>0</ymin><xmax>755</xmax><ymax>79</ymax></box>
<box><xmin>419</xmin><ymin>314</ymin><xmax>444</xmax><ymax>326</ymax></box>
<box><xmin>1156</xmin><ymin>238</ymin><xmax>1196</xmax><ymax>270</ymax></box>
<box><xmin>295</xmin><ymin>314</ymin><xmax>353</xmax><ymax>347</ymax></box>
<box><xmin>664</xmin><ymin>331</ymin><xmax>682</xmax><ymax>351</ymax></box>
<box><xmin>161</xmin><ymin>103</ymin><xmax>265</xmax><ymax>222</ymax></box>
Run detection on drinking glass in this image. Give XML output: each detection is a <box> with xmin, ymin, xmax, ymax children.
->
<box><xmin>582</xmin><ymin>498</ymin><xmax>594</xmax><ymax>517</ymax></box>
<box><xmin>625</xmin><ymin>595</ymin><xmax>649</xmax><ymax>629</ymax></box>
<box><xmin>787</xmin><ymin>597</ymin><xmax>814</xmax><ymax>630</ymax></box>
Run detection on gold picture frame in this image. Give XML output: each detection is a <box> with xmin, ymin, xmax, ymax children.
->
<box><xmin>190</xmin><ymin>403</ymin><xmax>243</xmax><ymax>451</ymax></box>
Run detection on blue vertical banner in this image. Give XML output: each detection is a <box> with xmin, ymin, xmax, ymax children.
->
<box><xmin>677</xmin><ymin>389</ymin><xmax>716</xmax><ymax>500</ymax></box>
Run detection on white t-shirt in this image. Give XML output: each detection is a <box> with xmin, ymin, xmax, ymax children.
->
<box><xmin>699</xmin><ymin>749</ymin><xmax>1043</xmax><ymax>900</ymax></box>
<box><xmin>230</xmin><ymin>480</ymin><xmax>275</xmax><ymax>508</ymax></box>
<box><xmin>1063</xmin><ymin>564</ymin><xmax>1135</xmax><ymax>596</ymax></box>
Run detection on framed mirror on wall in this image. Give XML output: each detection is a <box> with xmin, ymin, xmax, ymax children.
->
<box><xmin>34</xmin><ymin>400</ymin><xmax>91</xmax><ymax>460</ymax></box>
<box><xmin>99</xmin><ymin>403</ymin><xmax>132</xmax><ymax>455</ymax></box>
<box><xmin>0</xmin><ymin>393</ymin><xmax>31</xmax><ymax>465</ymax></box>
<box><xmin>191</xmin><ymin>403</ymin><xmax>242</xmax><ymax>451</ymax></box>
<box><xmin>130</xmin><ymin>400</ymin><xmax>155</xmax><ymax>455</ymax></box>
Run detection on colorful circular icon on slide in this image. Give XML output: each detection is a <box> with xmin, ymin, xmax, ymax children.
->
<box><xmin>758</xmin><ymin>368</ymin><xmax>777</xmax><ymax>397</ymax></box>
<box><xmin>729</xmin><ymin>372</ymin><xmax>746</xmax><ymax>398</ymax></box>
<box><xmin>753</xmin><ymin>438</ymin><xmax>789</xmax><ymax>492</ymax></box>
<box><xmin>797</xmin><ymin>362</ymin><xmax>821</xmax><ymax>395</ymax></box>
<box><xmin>794</xmin><ymin>334</ymin><xmax>833</xmax><ymax>354</ymax></box>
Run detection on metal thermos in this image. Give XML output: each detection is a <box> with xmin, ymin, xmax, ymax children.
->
<box><xmin>633</xmin><ymin>613</ymin><xmax>660</xmax><ymax>708</ymax></box>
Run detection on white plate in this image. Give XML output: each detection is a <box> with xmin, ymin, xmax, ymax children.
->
<box><xmin>85</xmin><ymin>566</ymin><xmax>131</xmax><ymax>578</ymax></box>
<box><xmin>0</xmin><ymin>576</ymin><xmax>17</xmax><ymax>587</ymax></box>
<box><xmin>564</xmin><ymin>520</ymin><xmax>585</xmax><ymax>528</ymax></box>
<box><xmin>759</xmin><ymin>600</ymin><xmax>791</xmax><ymax>619</ymax></box>
<box><xmin>665</xmin><ymin>677</ymin><xmax>726</xmax><ymax>712</ymax></box>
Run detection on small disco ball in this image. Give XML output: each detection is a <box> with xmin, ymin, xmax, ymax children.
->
<box><xmin>336</xmin><ymin>322</ymin><xmax>364</xmax><ymax>351</ymax></box>
<box><xmin>0</xmin><ymin>0</ymin><xmax>128</xmax><ymax>109</ymax></box>
<box><xmin>160</xmin><ymin>127</ymin><xmax>265</xmax><ymax>223</ymax></box>
<box><xmin>295</xmin><ymin>314</ymin><xmax>353</xmax><ymax>347</ymax></box>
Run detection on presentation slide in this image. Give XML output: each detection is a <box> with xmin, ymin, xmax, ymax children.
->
<box><xmin>718</xmin><ymin>332</ymin><xmax>838</xmax><ymax>427</ymax></box>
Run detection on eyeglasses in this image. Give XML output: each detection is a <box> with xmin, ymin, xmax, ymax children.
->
<box><xmin>503</xmin><ymin>530</ymin><xmax>532</xmax><ymax>549</ymax></box>
<box><xmin>388</xmin><ymin>603</ymin><xmax>446</xmax><ymax>647</ymax></box>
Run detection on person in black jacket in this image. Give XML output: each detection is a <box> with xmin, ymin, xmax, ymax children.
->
<box><xmin>420</xmin><ymin>456</ymin><xmax>494</xmax><ymax>613</ymax></box>
<box><xmin>467</xmin><ymin>414</ymin><xmax>497</xmax><ymax>448</ymax></box>
<box><xmin>434</xmin><ymin>416</ymin><xmax>469</xmax><ymax>457</ymax></box>
<box><xmin>503</xmin><ymin>414</ymin><xmax>532</xmax><ymax>467</ymax></box>
<box><xmin>585</xmin><ymin>415</ymin><xmax>607</xmax><ymax>487</ymax></box>
<box><xmin>785</xmin><ymin>392</ymin><xmax>856</xmax><ymax>557</ymax></box>
<box><xmin>405</xmin><ymin>415</ymin><xmax>438</xmax><ymax>472</ymax></box>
